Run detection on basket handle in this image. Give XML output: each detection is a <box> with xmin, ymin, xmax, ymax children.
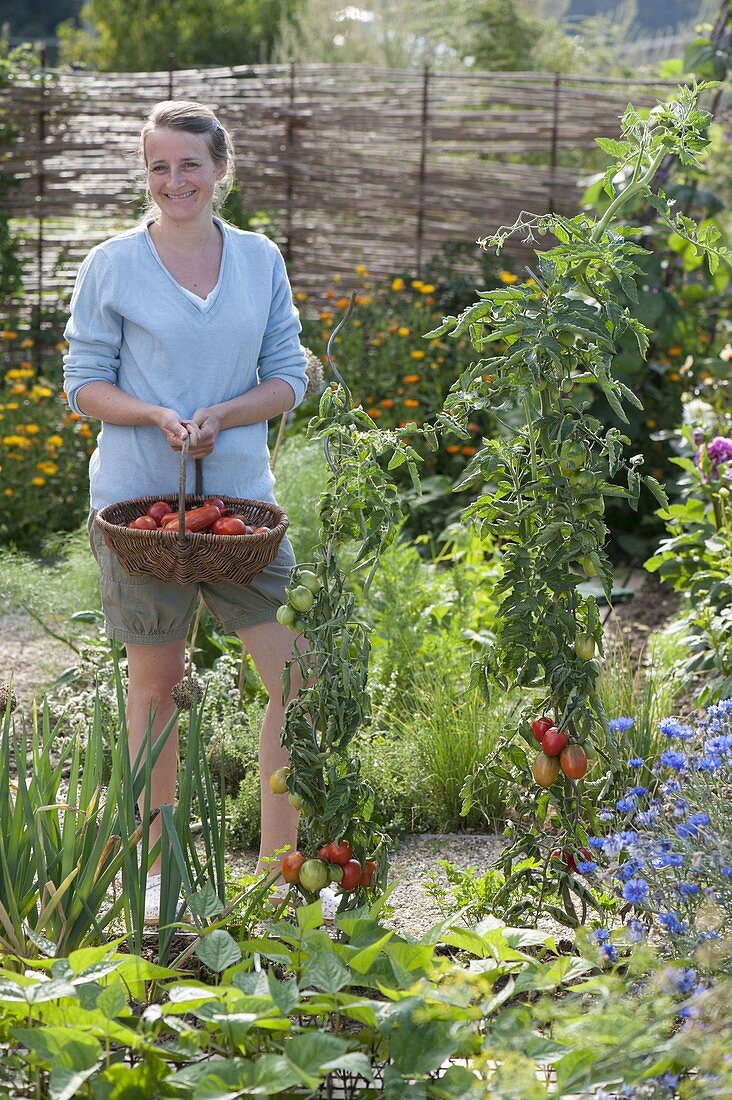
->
<box><xmin>174</xmin><ymin>435</ymin><xmax>204</xmax><ymax>543</ymax></box>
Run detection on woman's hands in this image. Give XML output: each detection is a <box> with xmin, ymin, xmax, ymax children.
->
<box><xmin>154</xmin><ymin>406</ymin><xmax>220</xmax><ymax>457</ymax></box>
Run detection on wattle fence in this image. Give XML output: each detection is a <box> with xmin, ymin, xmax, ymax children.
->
<box><xmin>0</xmin><ymin>62</ymin><xmax>694</xmax><ymax>322</ymax></box>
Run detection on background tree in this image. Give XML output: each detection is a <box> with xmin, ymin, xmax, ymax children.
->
<box><xmin>56</xmin><ymin>0</ymin><xmax>302</xmax><ymax>71</ymax></box>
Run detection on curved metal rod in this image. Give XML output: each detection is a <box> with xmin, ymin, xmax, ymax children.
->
<box><xmin>326</xmin><ymin>291</ymin><xmax>357</xmax><ymax>396</ymax></box>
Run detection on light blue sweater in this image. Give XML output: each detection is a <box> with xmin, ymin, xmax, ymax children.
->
<box><xmin>63</xmin><ymin>219</ymin><xmax>308</xmax><ymax>510</ymax></box>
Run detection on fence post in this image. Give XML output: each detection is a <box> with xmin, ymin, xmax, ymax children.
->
<box><xmin>33</xmin><ymin>46</ymin><xmax>47</xmax><ymax>373</ymax></box>
<box><xmin>415</xmin><ymin>64</ymin><xmax>430</xmax><ymax>277</ymax></box>
<box><xmin>548</xmin><ymin>71</ymin><xmax>561</xmax><ymax>215</ymax></box>
<box><xmin>168</xmin><ymin>52</ymin><xmax>175</xmax><ymax>99</ymax></box>
<box><xmin>283</xmin><ymin>60</ymin><xmax>296</xmax><ymax>265</ymax></box>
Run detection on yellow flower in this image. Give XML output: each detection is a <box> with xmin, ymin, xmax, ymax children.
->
<box><xmin>11</xmin><ymin>384</ymin><xmax>26</xmax><ymax>394</ymax></box>
<box><xmin>2</xmin><ymin>434</ymin><xmax>29</xmax><ymax>448</ymax></box>
<box><xmin>4</xmin><ymin>488</ymin><xmax>13</xmax><ymax>496</ymax></box>
<box><xmin>25</xmin><ymin>424</ymin><xmax>40</xmax><ymax>435</ymax></box>
<box><xmin>499</xmin><ymin>271</ymin><xmax>518</xmax><ymax>284</ymax></box>
<box><xmin>1</xmin><ymin>330</ymin><xmax>17</xmax><ymax>340</ymax></box>
<box><xmin>32</xmin><ymin>386</ymin><xmax>52</xmax><ymax>399</ymax></box>
<box><xmin>47</xmin><ymin>434</ymin><xmax>64</xmax><ymax>447</ymax></box>
<box><xmin>391</xmin><ymin>278</ymin><xmax>405</xmax><ymax>291</ymax></box>
<box><xmin>410</xmin><ymin>350</ymin><xmax>425</xmax><ymax>360</ymax></box>
<box><xmin>397</xmin><ymin>327</ymin><xmax>410</xmax><ymax>337</ymax></box>
<box><xmin>6</xmin><ymin>402</ymin><xmax>19</xmax><ymax>410</ymax></box>
<box><xmin>418</xmin><ymin>284</ymin><xmax>436</xmax><ymax>294</ymax></box>
<box><xmin>355</xmin><ymin>295</ymin><xmax>372</xmax><ymax>306</ymax></box>
<box><xmin>333</xmin><ymin>273</ymin><xmax>342</xmax><ymax>284</ymax></box>
<box><xmin>295</xmin><ymin>291</ymin><xmax>308</xmax><ymax>301</ymax></box>
<box><xmin>36</xmin><ymin>461</ymin><xmax>58</xmax><ymax>476</ymax></box>
<box><xmin>5</xmin><ymin>368</ymin><xmax>33</xmax><ymax>380</ymax></box>
<box><xmin>355</xmin><ymin>264</ymin><xmax>368</xmax><ymax>276</ymax></box>
<box><xmin>19</xmin><ymin>337</ymin><xmax>34</xmax><ymax>349</ymax></box>
<box><xmin>56</xmin><ymin>341</ymin><xmax>68</xmax><ymax>352</ymax></box>
<box><xmin>79</xmin><ymin>423</ymin><xmax>93</xmax><ymax>438</ymax></box>
<box><xmin>646</xmin><ymin>418</ymin><xmax>657</xmax><ymax>429</ymax></box>
<box><xmin>31</xmin><ymin>476</ymin><xmax>45</xmax><ymax>486</ymax></box>
<box><xmin>411</xmin><ymin>280</ymin><xmax>424</xmax><ymax>290</ymax></box>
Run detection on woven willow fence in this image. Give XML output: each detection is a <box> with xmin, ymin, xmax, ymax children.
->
<box><xmin>4</xmin><ymin>62</ymin><xmax>680</xmax><ymax>317</ymax></box>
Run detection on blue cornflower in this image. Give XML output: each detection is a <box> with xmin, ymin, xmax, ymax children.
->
<box><xmin>653</xmin><ymin>851</ymin><xmax>684</xmax><ymax>869</ymax></box>
<box><xmin>598</xmin><ymin>809</ymin><xmax>614</xmax><ymax>822</ymax></box>
<box><xmin>601</xmin><ymin>942</ymin><xmax>617</xmax><ymax>963</ymax></box>
<box><xmin>689</xmin><ymin>812</ymin><xmax>710</xmax><ymax>827</ymax></box>
<box><xmin>660</xmin><ymin>749</ymin><xmax>686</xmax><ymax>771</ymax></box>
<box><xmin>602</xmin><ymin>834</ymin><xmax>626</xmax><ymax>857</ymax></box>
<box><xmin>661</xmin><ymin>777</ymin><xmax>681</xmax><ymax>794</ymax></box>
<box><xmin>616</xmin><ymin>796</ymin><xmax>637</xmax><ymax>812</ymax></box>
<box><xmin>576</xmin><ymin>860</ymin><xmax>598</xmax><ymax>874</ymax></box>
<box><xmin>660</xmin><ymin>966</ymin><xmax>697</xmax><ymax>995</ymax></box>
<box><xmin>659</xmin><ymin>912</ymin><xmax>685</xmax><ymax>934</ymax></box>
<box><xmin>620</xmin><ymin>859</ymin><xmax>644</xmax><ymax>881</ymax></box>
<box><xmin>704</xmin><ymin>734</ymin><xmax>732</xmax><ymax>755</ymax></box>
<box><xmin>637</xmin><ymin>808</ymin><xmax>659</xmax><ymax>827</ymax></box>
<box><xmin>675</xmin><ymin>883</ymin><xmax>699</xmax><ymax>897</ymax></box>
<box><xmin>671</xmin><ymin>798</ymin><xmax>688</xmax><ymax>818</ymax></box>
<box><xmin>698</xmin><ymin>754</ymin><xmax>722</xmax><ymax>771</ymax></box>
<box><xmin>630</xmin><ymin>785</ymin><xmax>648</xmax><ymax>796</ymax></box>
<box><xmin>721</xmin><ymin>867</ymin><xmax>732</xmax><ymax>878</ymax></box>
<box><xmin>699</xmin><ymin>930</ymin><xmax>721</xmax><ymax>942</ymax></box>
<box><xmin>708</xmin><ymin>699</ymin><xmax>732</xmax><ymax>718</ymax></box>
<box><xmin>592</xmin><ymin>927</ymin><xmax>610</xmax><ymax>944</ymax></box>
<box><xmin>588</xmin><ymin>836</ymin><xmax>605</xmax><ymax>850</ymax></box>
<box><xmin>622</xmin><ymin>878</ymin><xmax>649</xmax><ymax>905</ymax></box>
<box><xmin>609</xmin><ymin>717</ymin><xmax>634</xmax><ymax>732</ymax></box>
<box><xmin>628</xmin><ymin>757</ymin><xmax>645</xmax><ymax>768</ymax></box>
<box><xmin>625</xmin><ymin>918</ymin><xmax>646</xmax><ymax>943</ymax></box>
<box><xmin>617</xmin><ymin>830</ymin><xmax>638</xmax><ymax>847</ymax></box>
<box><xmin>676</xmin><ymin>822</ymin><xmax>699</xmax><ymax>839</ymax></box>
<box><xmin>658</xmin><ymin>718</ymin><xmax>694</xmax><ymax>740</ymax></box>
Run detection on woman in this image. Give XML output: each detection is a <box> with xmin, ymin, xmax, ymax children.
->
<box><xmin>63</xmin><ymin>100</ymin><xmax>307</xmax><ymax>922</ymax></box>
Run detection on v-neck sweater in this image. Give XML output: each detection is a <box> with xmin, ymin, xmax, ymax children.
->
<box><xmin>63</xmin><ymin>219</ymin><xmax>308</xmax><ymax>511</ymax></box>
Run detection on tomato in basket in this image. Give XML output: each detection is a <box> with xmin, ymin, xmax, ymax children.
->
<box><xmin>146</xmin><ymin>501</ymin><xmax>173</xmax><ymax>522</ymax></box>
<box><xmin>213</xmin><ymin>516</ymin><xmax>250</xmax><ymax>536</ymax></box>
<box><xmin>129</xmin><ymin>515</ymin><xmax>159</xmax><ymax>530</ymax></box>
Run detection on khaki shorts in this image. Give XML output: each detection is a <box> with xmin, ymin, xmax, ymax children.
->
<box><xmin>88</xmin><ymin>511</ymin><xmax>296</xmax><ymax>646</ymax></box>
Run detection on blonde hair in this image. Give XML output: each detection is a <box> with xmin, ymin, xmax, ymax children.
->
<box><xmin>138</xmin><ymin>100</ymin><xmax>236</xmax><ymax>218</ymax></box>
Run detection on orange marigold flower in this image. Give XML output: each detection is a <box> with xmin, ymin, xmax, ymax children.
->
<box><xmin>336</xmin><ymin>297</ymin><xmax>350</xmax><ymax>309</ymax></box>
<box><xmin>11</xmin><ymin>384</ymin><xmax>26</xmax><ymax>394</ymax></box>
<box><xmin>404</xmin><ymin>398</ymin><xmax>419</xmax><ymax>408</ymax></box>
<box><xmin>646</xmin><ymin>418</ymin><xmax>657</xmax><ymax>429</ymax></box>
<box><xmin>667</xmin><ymin>346</ymin><xmax>682</xmax><ymax>356</ymax></box>
<box><xmin>79</xmin><ymin>424</ymin><xmax>93</xmax><ymax>438</ymax></box>
<box><xmin>445</xmin><ymin>445</ymin><xmax>461</xmax><ymax>454</ymax></box>
<box><xmin>396</xmin><ymin>387</ymin><xmax>404</xmax><ymax>395</ymax></box>
<box><xmin>325</xmin><ymin>290</ymin><xmax>335</xmax><ymax>299</ymax></box>
<box><xmin>3</xmin><ymin>488</ymin><xmax>13</xmax><ymax>496</ymax></box>
<box><xmin>380</xmin><ymin>398</ymin><xmax>394</xmax><ymax>408</ymax></box>
<box><xmin>425</xmin><ymin>296</ymin><xmax>435</xmax><ymax>305</ymax></box>
<box><xmin>461</xmin><ymin>446</ymin><xmax>476</xmax><ymax>456</ymax></box>
<box><xmin>355</xmin><ymin>295</ymin><xmax>372</xmax><ymax>306</ymax></box>
<box><xmin>669</xmin><ymin>372</ymin><xmax>680</xmax><ymax>382</ymax></box>
<box><xmin>403</xmin><ymin>374</ymin><xmax>420</xmax><ymax>384</ymax></box>
<box><xmin>1</xmin><ymin>330</ymin><xmax>18</xmax><ymax>340</ymax></box>
<box><xmin>36</xmin><ymin>460</ymin><xmax>58</xmax><ymax>476</ymax></box>
<box><xmin>370</xmin><ymin>408</ymin><xmax>381</xmax><ymax>417</ymax></box>
<box><xmin>31</xmin><ymin>476</ymin><xmax>45</xmax><ymax>486</ymax></box>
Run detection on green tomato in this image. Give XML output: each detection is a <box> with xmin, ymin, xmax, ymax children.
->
<box><xmin>556</xmin><ymin>330</ymin><xmax>576</xmax><ymax>349</ymax></box>
<box><xmin>297</xmin><ymin>570</ymin><xmax>322</xmax><ymax>594</ymax></box>
<box><xmin>288</xmin><ymin>585</ymin><xmax>315</xmax><ymax>613</ymax></box>
<box><xmin>578</xmin><ymin>555</ymin><xmax>598</xmax><ymax>578</ymax></box>
<box><xmin>288</xmin><ymin>792</ymin><xmax>305</xmax><ymax>811</ymax></box>
<box><xmin>299</xmin><ymin>859</ymin><xmax>329</xmax><ymax>893</ymax></box>
<box><xmin>276</xmin><ymin>603</ymin><xmax>297</xmax><ymax>628</ymax></box>
<box><xmin>328</xmin><ymin>864</ymin><xmax>344</xmax><ymax>884</ymax></box>
<box><xmin>558</xmin><ymin>440</ymin><xmax>587</xmax><ymax>477</ymax></box>
<box><xmin>575</xmin><ymin>633</ymin><xmax>595</xmax><ymax>661</ymax></box>
<box><xmin>290</xmin><ymin>618</ymin><xmax>307</xmax><ymax>635</ymax></box>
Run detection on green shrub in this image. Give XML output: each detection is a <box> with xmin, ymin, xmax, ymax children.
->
<box><xmin>269</xmin><ymin>434</ymin><xmax>328</xmax><ymax>565</ymax></box>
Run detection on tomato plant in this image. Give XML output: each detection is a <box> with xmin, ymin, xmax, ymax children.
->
<box><xmin>280</xmin><ymin>301</ymin><xmax>434</xmax><ymax>914</ymax></box>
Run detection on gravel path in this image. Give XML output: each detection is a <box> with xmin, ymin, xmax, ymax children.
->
<box><xmin>1</xmin><ymin>607</ymin><xmax>74</xmax><ymax>707</ymax></box>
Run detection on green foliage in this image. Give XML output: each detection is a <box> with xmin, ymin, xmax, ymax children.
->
<box><xmin>645</xmin><ymin>422</ymin><xmax>732</xmax><ymax>703</ymax></box>
<box><xmin>57</xmin><ymin>0</ymin><xmax>301</xmax><ymax>70</ymax></box>
<box><xmin>269</xmin><ymin>435</ymin><xmax>328</xmax><ymax>565</ymax></box>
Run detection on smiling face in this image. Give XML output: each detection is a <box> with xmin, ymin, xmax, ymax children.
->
<box><xmin>144</xmin><ymin>127</ymin><xmax>226</xmax><ymax>227</ymax></box>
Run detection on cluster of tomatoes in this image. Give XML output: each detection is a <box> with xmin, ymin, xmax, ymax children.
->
<box><xmin>128</xmin><ymin>497</ymin><xmax>271</xmax><ymax>536</ymax></box>
<box><xmin>281</xmin><ymin>842</ymin><xmax>377</xmax><ymax>896</ymax></box>
<box><xmin>531</xmin><ymin>715</ymin><xmax>588</xmax><ymax>787</ymax></box>
<box><xmin>275</xmin><ymin>567</ymin><xmax>323</xmax><ymax>633</ymax></box>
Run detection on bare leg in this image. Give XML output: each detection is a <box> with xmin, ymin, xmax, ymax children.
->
<box><xmin>235</xmin><ymin>620</ymin><xmax>304</xmax><ymax>877</ymax></box>
<box><xmin>125</xmin><ymin>640</ymin><xmax>187</xmax><ymax>874</ymax></box>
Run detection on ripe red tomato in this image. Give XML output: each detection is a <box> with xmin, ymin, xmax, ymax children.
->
<box><xmin>212</xmin><ymin>516</ymin><xmax>249</xmax><ymax>536</ymax></box>
<box><xmin>130</xmin><ymin>515</ymin><xmax>158</xmax><ymax>530</ymax></box>
<box><xmin>252</xmin><ymin>526</ymin><xmax>271</xmax><ymax>534</ymax></box>
<box><xmin>340</xmin><ymin>859</ymin><xmax>362</xmax><ymax>891</ymax></box>
<box><xmin>329</xmin><ymin>841</ymin><xmax>354</xmax><ymax>866</ymax></box>
<box><xmin>551</xmin><ymin>849</ymin><xmax>578</xmax><ymax>873</ymax></box>
<box><xmin>533</xmin><ymin>752</ymin><xmax>560</xmax><ymax>788</ymax></box>
<box><xmin>146</xmin><ymin>501</ymin><xmax>173</xmax><ymax>522</ymax></box>
<box><xmin>317</xmin><ymin>842</ymin><xmax>334</xmax><ymax>862</ymax></box>
<box><xmin>360</xmin><ymin>859</ymin><xmax>377</xmax><ymax>887</ymax></box>
<box><xmin>531</xmin><ymin>716</ymin><xmax>553</xmax><ymax>742</ymax></box>
<box><xmin>541</xmin><ymin>727</ymin><xmax>568</xmax><ymax>757</ymax></box>
<box><xmin>560</xmin><ymin>744</ymin><xmax>588</xmax><ymax>780</ymax></box>
<box><xmin>204</xmin><ymin>497</ymin><xmax>227</xmax><ymax>513</ymax></box>
<box><xmin>281</xmin><ymin>851</ymin><xmax>306</xmax><ymax>884</ymax></box>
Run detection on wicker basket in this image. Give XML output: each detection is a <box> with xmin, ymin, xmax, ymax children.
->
<box><xmin>95</xmin><ymin>437</ymin><xmax>288</xmax><ymax>586</ymax></box>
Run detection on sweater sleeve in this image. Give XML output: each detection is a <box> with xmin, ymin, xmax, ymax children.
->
<box><xmin>257</xmin><ymin>241</ymin><xmax>308</xmax><ymax>408</ymax></box>
<box><xmin>63</xmin><ymin>248</ymin><xmax>123</xmax><ymax>415</ymax></box>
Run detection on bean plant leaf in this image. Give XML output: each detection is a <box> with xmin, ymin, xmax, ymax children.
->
<box><xmin>194</xmin><ymin>929</ymin><xmax>242</xmax><ymax>973</ymax></box>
